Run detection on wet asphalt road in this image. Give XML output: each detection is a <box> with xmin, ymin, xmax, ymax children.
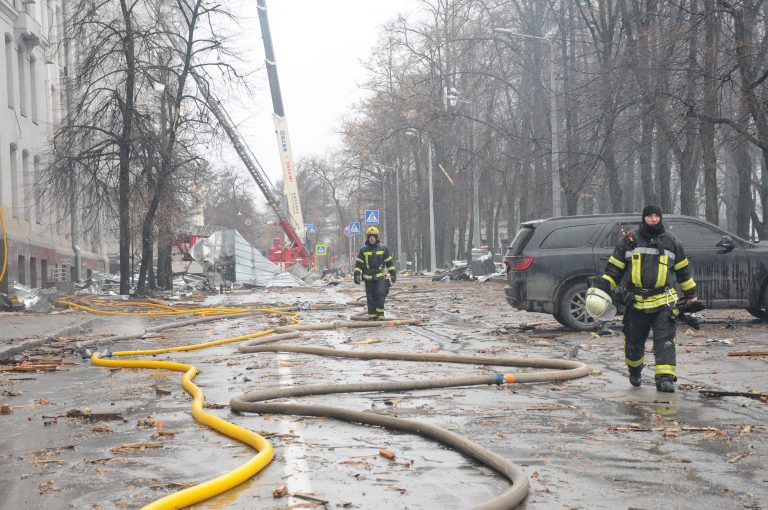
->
<box><xmin>0</xmin><ymin>277</ymin><xmax>766</xmax><ymax>509</ymax></box>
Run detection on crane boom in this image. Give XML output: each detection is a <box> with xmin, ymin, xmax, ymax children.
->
<box><xmin>193</xmin><ymin>74</ymin><xmax>310</xmax><ymax>260</ymax></box>
<box><xmin>256</xmin><ymin>0</ymin><xmax>306</xmax><ymax>242</ymax></box>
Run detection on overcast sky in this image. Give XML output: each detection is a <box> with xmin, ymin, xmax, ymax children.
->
<box><xmin>222</xmin><ymin>0</ymin><xmax>418</xmax><ymax>200</ymax></box>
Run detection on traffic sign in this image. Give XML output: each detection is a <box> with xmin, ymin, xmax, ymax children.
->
<box><xmin>315</xmin><ymin>244</ymin><xmax>327</xmax><ymax>256</ymax></box>
<box><xmin>364</xmin><ymin>210</ymin><xmax>379</xmax><ymax>224</ymax></box>
<box><xmin>349</xmin><ymin>222</ymin><xmax>361</xmax><ymax>235</ymax></box>
<box><xmin>304</xmin><ymin>223</ymin><xmax>317</xmax><ymax>233</ymax></box>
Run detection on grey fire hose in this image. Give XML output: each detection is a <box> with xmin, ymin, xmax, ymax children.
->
<box><xmin>231</xmin><ymin>321</ymin><xmax>592</xmax><ymax>510</ymax></box>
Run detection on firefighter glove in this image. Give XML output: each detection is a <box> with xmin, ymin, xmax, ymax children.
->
<box><xmin>353</xmin><ymin>273</ymin><xmax>361</xmax><ymax>285</ymax></box>
<box><xmin>390</xmin><ymin>272</ymin><xmax>396</xmax><ymax>284</ymax></box>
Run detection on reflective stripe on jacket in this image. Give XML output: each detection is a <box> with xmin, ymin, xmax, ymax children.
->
<box><xmin>354</xmin><ymin>242</ymin><xmax>396</xmax><ymax>280</ymax></box>
<box><xmin>601</xmin><ymin>227</ymin><xmax>696</xmax><ymax>311</ymax></box>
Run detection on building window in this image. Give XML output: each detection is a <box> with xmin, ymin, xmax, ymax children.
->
<box><xmin>22</xmin><ymin>150</ymin><xmax>30</xmax><ymax>221</ymax></box>
<box><xmin>18</xmin><ymin>45</ymin><xmax>26</xmax><ymax>116</ymax></box>
<box><xmin>30</xmin><ymin>256</ymin><xmax>37</xmax><ymax>288</ymax></box>
<box><xmin>5</xmin><ymin>35</ymin><xmax>13</xmax><ymax>109</ymax></box>
<box><xmin>18</xmin><ymin>255</ymin><xmax>26</xmax><ymax>285</ymax></box>
<box><xmin>30</xmin><ymin>55</ymin><xmax>38</xmax><ymax>122</ymax></box>
<box><xmin>10</xmin><ymin>144</ymin><xmax>19</xmax><ymax>218</ymax></box>
<box><xmin>41</xmin><ymin>259</ymin><xmax>48</xmax><ymax>287</ymax></box>
<box><xmin>34</xmin><ymin>156</ymin><xmax>42</xmax><ymax>224</ymax></box>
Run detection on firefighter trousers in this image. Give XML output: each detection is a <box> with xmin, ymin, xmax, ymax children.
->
<box><xmin>364</xmin><ymin>278</ymin><xmax>388</xmax><ymax>319</ymax></box>
<box><xmin>622</xmin><ymin>306</ymin><xmax>677</xmax><ymax>382</ymax></box>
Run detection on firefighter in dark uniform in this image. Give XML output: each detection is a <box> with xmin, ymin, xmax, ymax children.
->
<box><xmin>595</xmin><ymin>205</ymin><xmax>698</xmax><ymax>392</ymax></box>
<box><xmin>353</xmin><ymin>226</ymin><xmax>397</xmax><ymax>320</ymax></box>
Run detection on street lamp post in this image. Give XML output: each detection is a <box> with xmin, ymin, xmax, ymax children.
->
<box><xmin>405</xmin><ymin>129</ymin><xmax>437</xmax><ymax>272</ymax></box>
<box><xmin>375</xmin><ymin>163</ymin><xmax>404</xmax><ymax>271</ymax></box>
<box><xmin>493</xmin><ymin>28</ymin><xmax>561</xmax><ymax>217</ymax></box>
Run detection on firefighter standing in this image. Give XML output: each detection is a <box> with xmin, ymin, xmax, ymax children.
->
<box><xmin>354</xmin><ymin>226</ymin><xmax>397</xmax><ymax>320</ymax></box>
<box><xmin>588</xmin><ymin>205</ymin><xmax>698</xmax><ymax>393</ymax></box>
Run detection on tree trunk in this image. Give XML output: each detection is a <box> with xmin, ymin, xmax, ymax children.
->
<box><xmin>118</xmin><ymin>0</ymin><xmax>135</xmax><ymax>295</ymax></box>
<box><xmin>701</xmin><ymin>0</ymin><xmax>719</xmax><ymax>225</ymax></box>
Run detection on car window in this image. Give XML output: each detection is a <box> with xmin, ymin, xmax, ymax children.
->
<box><xmin>506</xmin><ymin>226</ymin><xmax>535</xmax><ymax>255</ymax></box>
<box><xmin>539</xmin><ymin>224</ymin><xmax>600</xmax><ymax>249</ymax></box>
<box><xmin>601</xmin><ymin>221</ymin><xmax>635</xmax><ymax>247</ymax></box>
<box><xmin>666</xmin><ymin>221</ymin><xmax>723</xmax><ymax>248</ymax></box>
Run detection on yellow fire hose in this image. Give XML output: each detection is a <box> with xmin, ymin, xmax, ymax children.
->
<box><xmin>77</xmin><ymin>295</ymin><xmax>590</xmax><ymax>509</ymax></box>
<box><xmin>90</xmin><ymin>353</ymin><xmax>274</xmax><ymax>510</ymax></box>
<box><xmin>83</xmin><ymin>302</ymin><xmax>301</xmax><ymax>509</ymax></box>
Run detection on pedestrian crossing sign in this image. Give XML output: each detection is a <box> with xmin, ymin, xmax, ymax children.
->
<box><xmin>364</xmin><ymin>210</ymin><xmax>380</xmax><ymax>224</ymax></box>
<box><xmin>349</xmin><ymin>222</ymin><xmax>361</xmax><ymax>235</ymax></box>
<box><xmin>315</xmin><ymin>244</ymin><xmax>327</xmax><ymax>256</ymax></box>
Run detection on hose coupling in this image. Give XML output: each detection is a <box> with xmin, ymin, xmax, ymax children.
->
<box><xmin>495</xmin><ymin>373</ymin><xmax>516</xmax><ymax>385</ymax></box>
<box><xmin>293</xmin><ymin>300</ymin><xmax>313</xmax><ymax>312</ymax></box>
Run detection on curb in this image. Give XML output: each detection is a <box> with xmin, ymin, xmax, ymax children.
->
<box><xmin>0</xmin><ymin>318</ymin><xmax>101</xmax><ymax>359</ymax></box>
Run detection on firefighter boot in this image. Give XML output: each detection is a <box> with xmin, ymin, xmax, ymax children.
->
<box><xmin>628</xmin><ymin>367</ymin><xmax>642</xmax><ymax>387</ymax></box>
<box><xmin>656</xmin><ymin>377</ymin><xmax>675</xmax><ymax>393</ymax></box>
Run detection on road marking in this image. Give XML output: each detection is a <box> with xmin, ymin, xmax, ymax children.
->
<box><xmin>277</xmin><ymin>352</ymin><xmax>312</xmax><ymax>492</ymax></box>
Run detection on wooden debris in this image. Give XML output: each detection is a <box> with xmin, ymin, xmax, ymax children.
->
<box><xmin>151</xmin><ymin>430</ymin><xmax>179</xmax><ymax>438</ymax></box>
<box><xmin>292</xmin><ymin>492</ymin><xmax>329</xmax><ymax>505</ymax></box>
<box><xmin>272</xmin><ymin>485</ymin><xmax>288</xmax><ymax>497</ymax></box>
<box><xmin>87</xmin><ymin>457</ymin><xmax>130</xmax><ymax>464</ymax></box>
<box><xmin>699</xmin><ymin>390</ymin><xmax>767</xmax><ymax>401</ymax></box>
<box><xmin>727</xmin><ymin>350</ymin><xmax>768</xmax><ymax>357</ymax></box>
<box><xmin>0</xmin><ymin>403</ymin><xmax>12</xmax><ymax>414</ymax></box>
<box><xmin>38</xmin><ymin>480</ymin><xmax>59</xmax><ymax>494</ymax></box>
<box><xmin>729</xmin><ymin>451</ymin><xmax>750</xmax><ymax>464</ymax></box>
<box><xmin>149</xmin><ymin>481</ymin><xmax>196</xmax><ymax>491</ymax></box>
<box><xmin>0</xmin><ymin>360</ymin><xmax>62</xmax><ymax>372</ymax></box>
<box><xmin>378</xmin><ymin>449</ymin><xmax>396</xmax><ymax>460</ymax></box>
<box><xmin>110</xmin><ymin>441</ymin><xmax>164</xmax><ymax>453</ymax></box>
<box><xmin>29</xmin><ymin>459</ymin><xmax>66</xmax><ymax>465</ymax></box>
<box><xmin>66</xmin><ymin>409</ymin><xmax>125</xmax><ymax>422</ymax></box>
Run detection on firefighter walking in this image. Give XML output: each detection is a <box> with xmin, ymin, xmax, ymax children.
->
<box><xmin>586</xmin><ymin>205</ymin><xmax>698</xmax><ymax>392</ymax></box>
<box><xmin>354</xmin><ymin>226</ymin><xmax>397</xmax><ymax>320</ymax></box>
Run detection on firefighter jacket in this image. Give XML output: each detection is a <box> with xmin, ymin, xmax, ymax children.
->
<box><xmin>600</xmin><ymin>225</ymin><xmax>697</xmax><ymax>312</ymax></box>
<box><xmin>355</xmin><ymin>241</ymin><xmax>396</xmax><ymax>281</ymax></box>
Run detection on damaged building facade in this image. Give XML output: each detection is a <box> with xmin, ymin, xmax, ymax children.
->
<box><xmin>0</xmin><ymin>0</ymin><xmax>109</xmax><ymax>293</ymax></box>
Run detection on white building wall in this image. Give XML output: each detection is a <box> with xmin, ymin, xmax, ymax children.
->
<box><xmin>1</xmin><ymin>0</ymin><xmax>108</xmax><ymax>291</ymax></box>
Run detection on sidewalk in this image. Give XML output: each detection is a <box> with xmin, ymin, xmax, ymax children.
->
<box><xmin>0</xmin><ymin>311</ymin><xmax>99</xmax><ymax>358</ymax></box>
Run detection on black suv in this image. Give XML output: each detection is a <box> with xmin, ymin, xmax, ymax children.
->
<box><xmin>504</xmin><ymin>214</ymin><xmax>768</xmax><ymax>330</ymax></box>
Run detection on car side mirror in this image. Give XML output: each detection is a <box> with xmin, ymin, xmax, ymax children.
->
<box><xmin>716</xmin><ymin>235</ymin><xmax>735</xmax><ymax>253</ymax></box>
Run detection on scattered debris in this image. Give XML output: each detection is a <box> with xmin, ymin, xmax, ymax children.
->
<box><xmin>378</xmin><ymin>449</ymin><xmax>396</xmax><ymax>460</ymax></box>
<box><xmin>151</xmin><ymin>429</ymin><xmax>179</xmax><ymax>439</ymax></box>
<box><xmin>0</xmin><ymin>359</ymin><xmax>75</xmax><ymax>372</ymax></box>
<box><xmin>292</xmin><ymin>492</ymin><xmax>329</xmax><ymax>505</ymax></box>
<box><xmin>272</xmin><ymin>485</ymin><xmax>289</xmax><ymax>498</ymax></box>
<box><xmin>65</xmin><ymin>409</ymin><xmax>125</xmax><ymax>422</ymax></box>
<box><xmin>729</xmin><ymin>451</ymin><xmax>751</xmax><ymax>464</ymax></box>
<box><xmin>12</xmin><ymin>284</ymin><xmax>59</xmax><ymax>313</ymax></box>
<box><xmin>699</xmin><ymin>390</ymin><xmax>768</xmax><ymax>402</ymax></box>
<box><xmin>110</xmin><ymin>442</ymin><xmax>164</xmax><ymax>453</ymax></box>
<box><xmin>728</xmin><ymin>350</ymin><xmax>768</xmax><ymax>357</ymax></box>
<box><xmin>38</xmin><ymin>480</ymin><xmax>59</xmax><ymax>494</ymax></box>
<box><xmin>705</xmin><ymin>338</ymin><xmax>734</xmax><ymax>345</ymax></box>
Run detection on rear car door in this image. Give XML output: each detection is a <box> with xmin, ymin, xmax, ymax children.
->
<box><xmin>593</xmin><ymin>219</ymin><xmax>629</xmax><ymax>275</ymax></box>
<box><xmin>665</xmin><ymin>219</ymin><xmax>749</xmax><ymax>307</ymax></box>
<box><xmin>535</xmin><ymin>222</ymin><xmax>603</xmax><ymax>302</ymax></box>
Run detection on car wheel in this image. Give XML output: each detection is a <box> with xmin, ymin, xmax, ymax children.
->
<box><xmin>747</xmin><ymin>283</ymin><xmax>768</xmax><ymax>320</ymax></box>
<box><xmin>557</xmin><ymin>281</ymin><xmax>597</xmax><ymax>331</ymax></box>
